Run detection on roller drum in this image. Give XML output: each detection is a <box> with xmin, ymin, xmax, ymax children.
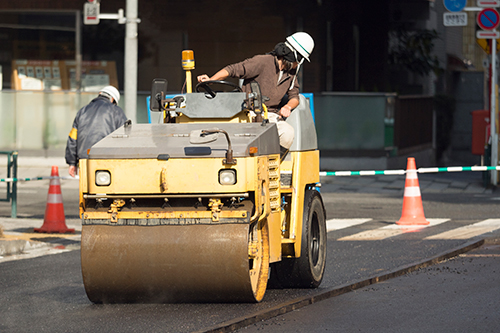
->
<box><xmin>81</xmin><ymin>222</ymin><xmax>268</xmax><ymax>303</ymax></box>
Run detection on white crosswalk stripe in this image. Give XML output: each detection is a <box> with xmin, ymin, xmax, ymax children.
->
<box><xmin>424</xmin><ymin>218</ymin><xmax>500</xmax><ymax>240</ymax></box>
<box><xmin>338</xmin><ymin>219</ymin><xmax>449</xmax><ymax>241</ymax></box>
<box><xmin>326</xmin><ymin>218</ymin><xmax>372</xmax><ymax>232</ymax></box>
<box><xmin>328</xmin><ymin>218</ymin><xmax>500</xmax><ymax>241</ymax></box>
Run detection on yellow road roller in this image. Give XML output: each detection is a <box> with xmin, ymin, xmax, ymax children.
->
<box><xmin>79</xmin><ymin>71</ymin><xmax>326</xmax><ymax>303</ymax></box>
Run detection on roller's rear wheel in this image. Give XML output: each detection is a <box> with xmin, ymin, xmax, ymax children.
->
<box><xmin>269</xmin><ymin>189</ymin><xmax>327</xmax><ymax>288</ymax></box>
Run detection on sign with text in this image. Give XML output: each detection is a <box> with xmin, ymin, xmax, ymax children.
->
<box><xmin>62</xmin><ymin>60</ymin><xmax>118</xmax><ymax>91</ymax></box>
<box><xmin>477</xmin><ymin>30</ymin><xmax>500</xmax><ymax>38</ymax></box>
<box><xmin>477</xmin><ymin>0</ymin><xmax>500</xmax><ymax>7</ymax></box>
<box><xmin>84</xmin><ymin>2</ymin><xmax>100</xmax><ymax>25</ymax></box>
<box><xmin>444</xmin><ymin>12</ymin><xmax>468</xmax><ymax>26</ymax></box>
<box><xmin>11</xmin><ymin>60</ymin><xmax>64</xmax><ymax>91</ymax></box>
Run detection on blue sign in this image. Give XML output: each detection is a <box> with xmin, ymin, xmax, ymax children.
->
<box><xmin>478</xmin><ymin>8</ymin><xmax>500</xmax><ymax>30</ymax></box>
<box><xmin>443</xmin><ymin>0</ymin><xmax>467</xmax><ymax>12</ymax></box>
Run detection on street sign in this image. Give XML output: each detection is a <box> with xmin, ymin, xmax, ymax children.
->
<box><xmin>444</xmin><ymin>0</ymin><xmax>467</xmax><ymax>12</ymax></box>
<box><xmin>444</xmin><ymin>12</ymin><xmax>468</xmax><ymax>26</ymax></box>
<box><xmin>477</xmin><ymin>29</ymin><xmax>500</xmax><ymax>38</ymax></box>
<box><xmin>477</xmin><ymin>37</ymin><xmax>500</xmax><ymax>53</ymax></box>
<box><xmin>477</xmin><ymin>0</ymin><xmax>500</xmax><ymax>7</ymax></box>
<box><xmin>477</xmin><ymin>8</ymin><xmax>500</xmax><ymax>30</ymax></box>
<box><xmin>84</xmin><ymin>2</ymin><xmax>100</xmax><ymax>25</ymax></box>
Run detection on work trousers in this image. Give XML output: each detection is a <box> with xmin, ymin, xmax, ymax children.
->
<box><xmin>268</xmin><ymin>112</ymin><xmax>294</xmax><ymax>149</ymax></box>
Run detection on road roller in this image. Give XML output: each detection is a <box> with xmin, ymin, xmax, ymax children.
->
<box><xmin>79</xmin><ymin>57</ymin><xmax>327</xmax><ymax>303</ymax></box>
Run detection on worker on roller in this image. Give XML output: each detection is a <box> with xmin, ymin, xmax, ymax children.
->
<box><xmin>65</xmin><ymin>85</ymin><xmax>128</xmax><ymax>177</ymax></box>
<box><xmin>197</xmin><ymin>32</ymin><xmax>314</xmax><ymax>157</ymax></box>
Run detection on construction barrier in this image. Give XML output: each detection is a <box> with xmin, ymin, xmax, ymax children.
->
<box><xmin>0</xmin><ymin>163</ymin><xmax>76</xmax><ymax>218</ymax></box>
<box><xmin>3</xmin><ymin>166</ymin><xmax>499</xmax><ymax>182</ymax></box>
<box><xmin>396</xmin><ymin>158</ymin><xmax>429</xmax><ymax>226</ymax></box>
<box><xmin>320</xmin><ymin>165</ymin><xmax>500</xmax><ymax>177</ymax></box>
<box><xmin>34</xmin><ymin>166</ymin><xmax>74</xmax><ymax>234</ymax></box>
<box><xmin>1</xmin><ymin>158</ymin><xmax>496</xmax><ymax>226</ymax></box>
<box><xmin>0</xmin><ymin>176</ymin><xmax>78</xmax><ymax>182</ymax></box>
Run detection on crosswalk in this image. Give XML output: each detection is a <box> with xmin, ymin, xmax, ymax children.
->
<box><xmin>326</xmin><ymin>218</ymin><xmax>372</xmax><ymax>232</ymax></box>
<box><xmin>327</xmin><ymin>218</ymin><xmax>500</xmax><ymax>241</ymax></box>
<box><xmin>425</xmin><ymin>219</ymin><xmax>500</xmax><ymax>240</ymax></box>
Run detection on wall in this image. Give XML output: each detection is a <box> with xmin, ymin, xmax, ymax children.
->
<box><xmin>0</xmin><ymin>91</ymin><xmax>150</xmax><ymax>153</ymax></box>
<box><xmin>315</xmin><ymin>92</ymin><xmax>394</xmax><ymax>151</ymax></box>
<box><xmin>450</xmin><ymin>70</ymin><xmax>485</xmax><ymax>165</ymax></box>
<box><xmin>0</xmin><ymin>90</ymin><xmax>436</xmax><ymax>171</ymax></box>
<box><xmin>0</xmin><ymin>91</ymin><xmax>93</xmax><ymax>151</ymax></box>
<box><xmin>315</xmin><ymin>92</ymin><xmax>400</xmax><ymax>170</ymax></box>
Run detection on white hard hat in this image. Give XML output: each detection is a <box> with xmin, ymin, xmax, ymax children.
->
<box><xmin>99</xmin><ymin>85</ymin><xmax>120</xmax><ymax>103</ymax></box>
<box><xmin>286</xmin><ymin>32</ymin><xmax>314</xmax><ymax>62</ymax></box>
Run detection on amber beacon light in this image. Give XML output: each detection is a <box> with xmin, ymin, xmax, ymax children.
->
<box><xmin>182</xmin><ymin>50</ymin><xmax>195</xmax><ymax>93</ymax></box>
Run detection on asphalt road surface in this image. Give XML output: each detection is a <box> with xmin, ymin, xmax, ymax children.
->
<box><xmin>1</xmin><ymin>176</ymin><xmax>500</xmax><ymax>332</ymax></box>
<box><xmin>239</xmin><ymin>243</ymin><xmax>500</xmax><ymax>333</ymax></box>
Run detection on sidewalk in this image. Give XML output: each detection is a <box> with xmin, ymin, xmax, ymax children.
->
<box><xmin>0</xmin><ymin>154</ymin><xmax>79</xmax><ymax>259</ymax></box>
<box><xmin>0</xmin><ymin>218</ymin><xmax>81</xmax><ymax>260</ymax></box>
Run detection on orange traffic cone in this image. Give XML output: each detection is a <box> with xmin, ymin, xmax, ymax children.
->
<box><xmin>396</xmin><ymin>157</ymin><xmax>429</xmax><ymax>226</ymax></box>
<box><xmin>34</xmin><ymin>166</ymin><xmax>75</xmax><ymax>233</ymax></box>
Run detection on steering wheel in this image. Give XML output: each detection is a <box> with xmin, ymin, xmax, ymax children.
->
<box><xmin>195</xmin><ymin>80</ymin><xmax>243</xmax><ymax>98</ymax></box>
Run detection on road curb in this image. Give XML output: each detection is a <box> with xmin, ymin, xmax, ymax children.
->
<box><xmin>199</xmin><ymin>238</ymin><xmax>485</xmax><ymax>333</ymax></box>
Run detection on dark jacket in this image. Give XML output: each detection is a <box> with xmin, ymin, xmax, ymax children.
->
<box><xmin>223</xmin><ymin>54</ymin><xmax>300</xmax><ymax>112</ymax></box>
<box><xmin>65</xmin><ymin>95</ymin><xmax>127</xmax><ymax>166</ymax></box>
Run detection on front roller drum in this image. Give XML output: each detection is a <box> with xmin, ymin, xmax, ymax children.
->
<box><xmin>81</xmin><ymin>222</ymin><xmax>269</xmax><ymax>303</ymax></box>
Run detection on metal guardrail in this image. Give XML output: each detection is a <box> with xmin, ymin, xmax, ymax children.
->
<box><xmin>0</xmin><ymin>151</ymin><xmax>18</xmax><ymax>218</ymax></box>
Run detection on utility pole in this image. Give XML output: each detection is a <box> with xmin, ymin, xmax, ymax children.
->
<box><xmin>491</xmin><ymin>38</ymin><xmax>498</xmax><ymax>184</ymax></box>
<box><xmin>83</xmin><ymin>0</ymin><xmax>140</xmax><ymax>122</ymax></box>
<box><xmin>124</xmin><ymin>0</ymin><xmax>140</xmax><ymax>124</ymax></box>
<box><xmin>75</xmin><ymin>10</ymin><xmax>82</xmax><ymax>92</ymax></box>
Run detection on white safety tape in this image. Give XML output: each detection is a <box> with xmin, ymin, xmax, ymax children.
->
<box><xmin>0</xmin><ymin>175</ymin><xmax>79</xmax><ymax>183</ymax></box>
<box><xmin>321</xmin><ymin>165</ymin><xmax>500</xmax><ymax>176</ymax></box>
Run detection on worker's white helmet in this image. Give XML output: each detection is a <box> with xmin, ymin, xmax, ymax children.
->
<box><xmin>286</xmin><ymin>32</ymin><xmax>314</xmax><ymax>62</ymax></box>
<box><xmin>99</xmin><ymin>85</ymin><xmax>120</xmax><ymax>103</ymax></box>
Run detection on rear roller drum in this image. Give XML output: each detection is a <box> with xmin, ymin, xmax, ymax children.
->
<box><xmin>270</xmin><ymin>189</ymin><xmax>327</xmax><ymax>288</ymax></box>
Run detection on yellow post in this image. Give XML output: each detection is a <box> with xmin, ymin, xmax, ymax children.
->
<box><xmin>185</xmin><ymin>71</ymin><xmax>192</xmax><ymax>93</ymax></box>
<box><xmin>182</xmin><ymin>50</ymin><xmax>195</xmax><ymax>93</ymax></box>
